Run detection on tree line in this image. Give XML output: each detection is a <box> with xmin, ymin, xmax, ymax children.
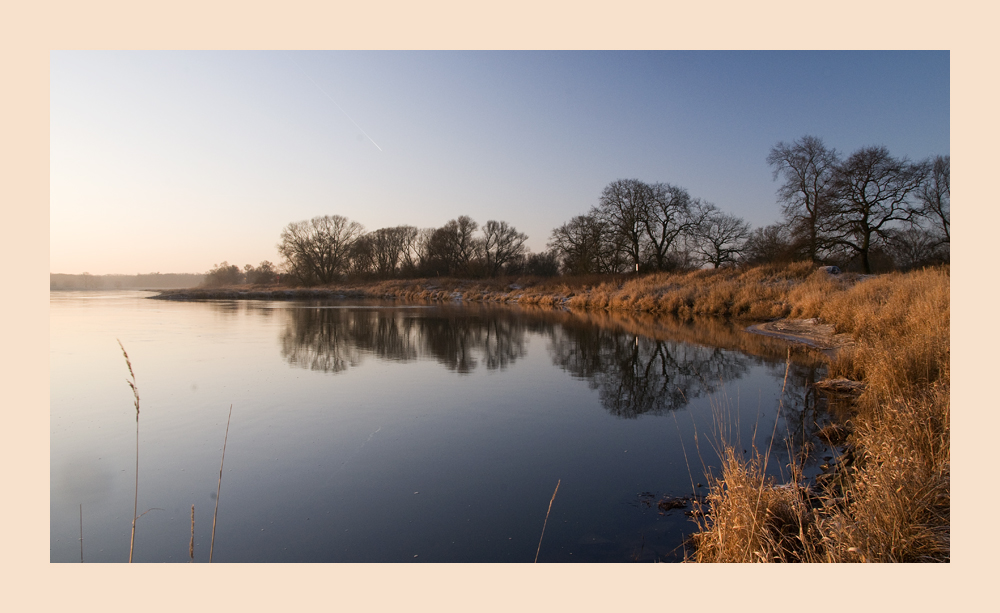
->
<box><xmin>551</xmin><ymin>136</ymin><xmax>948</xmax><ymax>275</ymax></box>
<box><xmin>203</xmin><ymin>260</ymin><xmax>280</xmax><ymax>287</ymax></box>
<box><xmin>762</xmin><ymin>136</ymin><xmax>948</xmax><ymax>273</ymax></box>
<box><xmin>270</xmin><ymin>214</ymin><xmax>558</xmax><ymax>285</ymax></box>
<box><xmin>206</xmin><ymin>135</ymin><xmax>948</xmax><ymax>287</ymax></box>
<box><xmin>548</xmin><ymin>179</ymin><xmax>753</xmax><ymax>273</ymax></box>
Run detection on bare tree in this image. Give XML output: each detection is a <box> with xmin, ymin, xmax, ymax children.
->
<box><xmin>368</xmin><ymin>225</ymin><xmax>419</xmax><ymax>279</ymax></box>
<box><xmin>691</xmin><ymin>203</ymin><xmax>751</xmax><ymax>268</ymax></box>
<box><xmin>348</xmin><ymin>233</ymin><xmax>376</xmax><ymax>278</ymax></box>
<box><xmin>593</xmin><ymin>179</ymin><xmax>650</xmax><ymax>273</ymax></box>
<box><xmin>767</xmin><ymin>135</ymin><xmax>840</xmax><ymax>263</ymax></box>
<box><xmin>244</xmin><ymin>260</ymin><xmax>278</xmax><ymax>285</ymax></box>
<box><xmin>480</xmin><ymin>220</ymin><xmax>528</xmax><ymax>277</ymax></box>
<box><xmin>916</xmin><ymin>154</ymin><xmax>950</xmax><ymax>246</ymax></box>
<box><xmin>743</xmin><ymin>223</ymin><xmax>795</xmax><ymax>266</ymax></box>
<box><xmin>424</xmin><ymin>226</ymin><xmax>454</xmax><ymax>275</ymax></box>
<box><xmin>425</xmin><ymin>216</ymin><xmax>481</xmax><ymax>276</ymax></box>
<box><xmin>277</xmin><ymin>215</ymin><xmax>365</xmax><ymax>285</ymax></box>
<box><xmin>549</xmin><ymin>214</ymin><xmax>602</xmax><ymax>275</ymax></box>
<box><xmin>203</xmin><ymin>261</ymin><xmax>243</xmax><ymax>287</ymax></box>
<box><xmin>396</xmin><ymin>226</ymin><xmax>421</xmax><ymax>275</ymax></box>
<box><xmin>826</xmin><ymin>146</ymin><xmax>927</xmax><ymax>273</ymax></box>
<box><xmin>548</xmin><ymin>213</ymin><xmax>627</xmax><ymax>275</ymax></box>
<box><xmin>366</xmin><ymin>229</ymin><xmax>392</xmax><ymax>278</ymax></box>
<box><xmin>886</xmin><ymin>226</ymin><xmax>948</xmax><ymax>270</ymax></box>
<box><xmin>523</xmin><ymin>250</ymin><xmax>560</xmax><ymax>276</ymax></box>
<box><xmin>413</xmin><ymin>228</ymin><xmax>439</xmax><ymax>274</ymax></box>
<box><xmin>452</xmin><ymin>216</ymin><xmax>481</xmax><ymax>269</ymax></box>
<box><xmin>643</xmin><ymin>183</ymin><xmax>697</xmax><ymax>271</ymax></box>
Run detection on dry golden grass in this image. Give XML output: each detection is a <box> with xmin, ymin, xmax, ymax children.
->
<box><xmin>691</xmin><ymin>447</ymin><xmax>825</xmax><ymax>563</ymax></box>
<box><xmin>821</xmin><ymin>268</ymin><xmax>950</xmax><ymax>395</ymax></box>
<box><xmin>819</xmin><ymin>383</ymin><xmax>950</xmax><ymax>562</ymax></box>
<box><xmin>276</xmin><ymin>262</ymin><xmax>815</xmax><ymax>320</ymax></box>
<box><xmin>690</xmin><ymin>265</ymin><xmax>950</xmax><ymax>563</ymax></box>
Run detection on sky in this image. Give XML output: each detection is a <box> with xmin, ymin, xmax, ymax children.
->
<box><xmin>50</xmin><ymin>50</ymin><xmax>950</xmax><ymax>275</ymax></box>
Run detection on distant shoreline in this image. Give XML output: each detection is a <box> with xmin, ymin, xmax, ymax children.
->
<box><xmin>148</xmin><ymin>262</ymin><xmax>865</xmax><ymax>322</ymax></box>
<box><xmin>50</xmin><ymin>272</ymin><xmax>205</xmax><ymax>291</ymax></box>
<box><xmin>151</xmin><ymin>276</ymin><xmax>855</xmax><ymax>357</ymax></box>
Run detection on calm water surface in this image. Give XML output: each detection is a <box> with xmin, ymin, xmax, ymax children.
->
<box><xmin>50</xmin><ymin>290</ymin><xmax>833</xmax><ymax>562</ymax></box>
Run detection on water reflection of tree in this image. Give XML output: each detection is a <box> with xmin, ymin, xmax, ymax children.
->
<box><xmin>351</xmin><ymin>309</ymin><xmax>421</xmax><ymax>363</ymax></box>
<box><xmin>483</xmin><ymin>316</ymin><xmax>528</xmax><ymax>370</ymax></box>
<box><xmin>279</xmin><ymin>305</ymin><xmax>528</xmax><ymax>375</ymax></box>
<box><xmin>548</xmin><ymin>323</ymin><xmax>752</xmax><ymax>418</ymax></box>
<box><xmin>416</xmin><ymin>315</ymin><xmax>482</xmax><ymax>373</ymax></box>
<box><xmin>280</xmin><ymin>307</ymin><xmax>364</xmax><ymax>373</ymax></box>
<box><xmin>277</xmin><ymin>303</ymin><xmax>826</xmax><ymax>434</ymax></box>
<box><xmin>205</xmin><ymin>299</ymin><xmax>277</xmax><ymax>320</ymax></box>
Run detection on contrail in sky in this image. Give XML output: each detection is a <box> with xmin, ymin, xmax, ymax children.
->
<box><xmin>293</xmin><ymin>60</ymin><xmax>383</xmax><ymax>152</ymax></box>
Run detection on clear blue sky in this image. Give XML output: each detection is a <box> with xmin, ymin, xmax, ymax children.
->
<box><xmin>50</xmin><ymin>50</ymin><xmax>949</xmax><ymax>275</ymax></box>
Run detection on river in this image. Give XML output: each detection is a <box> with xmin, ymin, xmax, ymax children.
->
<box><xmin>50</xmin><ymin>290</ymin><xmax>835</xmax><ymax>562</ymax></box>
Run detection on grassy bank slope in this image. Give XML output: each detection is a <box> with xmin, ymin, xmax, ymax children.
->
<box><xmin>691</xmin><ymin>266</ymin><xmax>949</xmax><ymax>562</ymax></box>
<box><xmin>161</xmin><ymin>260</ymin><xmax>850</xmax><ymax>320</ymax></box>
<box><xmin>349</xmin><ymin>260</ymin><xmax>831</xmax><ymax>318</ymax></box>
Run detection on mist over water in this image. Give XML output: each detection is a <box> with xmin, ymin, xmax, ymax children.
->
<box><xmin>51</xmin><ymin>291</ymin><xmax>834</xmax><ymax>562</ymax></box>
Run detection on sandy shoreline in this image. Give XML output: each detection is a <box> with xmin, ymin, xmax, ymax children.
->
<box><xmin>746</xmin><ymin>317</ymin><xmax>854</xmax><ymax>358</ymax></box>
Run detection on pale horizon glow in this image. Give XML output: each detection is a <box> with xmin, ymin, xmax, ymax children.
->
<box><xmin>50</xmin><ymin>51</ymin><xmax>949</xmax><ymax>275</ymax></box>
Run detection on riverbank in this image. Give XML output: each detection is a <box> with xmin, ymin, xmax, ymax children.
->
<box><xmin>154</xmin><ymin>262</ymin><xmax>950</xmax><ymax>562</ymax></box>
<box><xmin>691</xmin><ymin>265</ymin><xmax>950</xmax><ymax>562</ymax></box>
<box><xmin>154</xmin><ymin>261</ymin><xmax>853</xmax><ymax>318</ymax></box>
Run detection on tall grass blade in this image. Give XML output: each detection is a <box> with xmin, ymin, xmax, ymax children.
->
<box><xmin>209</xmin><ymin>404</ymin><xmax>233</xmax><ymax>563</ymax></box>
<box><xmin>534</xmin><ymin>479</ymin><xmax>561</xmax><ymax>563</ymax></box>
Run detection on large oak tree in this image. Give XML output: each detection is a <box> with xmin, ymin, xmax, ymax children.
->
<box><xmin>767</xmin><ymin>135</ymin><xmax>840</xmax><ymax>263</ymax></box>
<box><xmin>826</xmin><ymin>146</ymin><xmax>928</xmax><ymax>273</ymax></box>
<box><xmin>277</xmin><ymin>215</ymin><xmax>365</xmax><ymax>285</ymax></box>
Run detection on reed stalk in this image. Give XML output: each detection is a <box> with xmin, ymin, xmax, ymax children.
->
<box><xmin>189</xmin><ymin>505</ymin><xmax>195</xmax><ymax>562</ymax></box>
<box><xmin>117</xmin><ymin>339</ymin><xmax>140</xmax><ymax>563</ymax></box>
<box><xmin>209</xmin><ymin>404</ymin><xmax>233</xmax><ymax>563</ymax></box>
<box><xmin>534</xmin><ymin>479</ymin><xmax>561</xmax><ymax>563</ymax></box>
